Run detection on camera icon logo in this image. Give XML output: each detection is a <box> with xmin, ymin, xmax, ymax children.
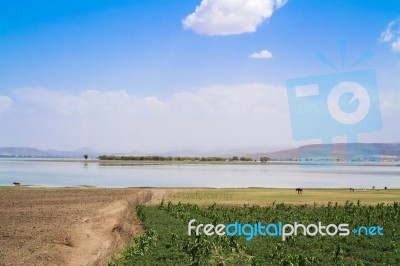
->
<box><xmin>327</xmin><ymin>81</ymin><xmax>370</xmax><ymax>125</ymax></box>
<box><xmin>287</xmin><ymin>69</ymin><xmax>381</xmax><ymax>141</ymax></box>
<box><xmin>286</xmin><ymin>69</ymin><xmax>382</xmax><ymax>164</ymax></box>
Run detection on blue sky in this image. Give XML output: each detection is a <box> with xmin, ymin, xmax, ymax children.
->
<box><xmin>0</xmin><ymin>0</ymin><xmax>399</xmax><ymax>152</ymax></box>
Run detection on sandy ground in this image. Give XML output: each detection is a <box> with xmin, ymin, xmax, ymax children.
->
<box><xmin>0</xmin><ymin>187</ymin><xmax>165</xmax><ymax>266</ymax></box>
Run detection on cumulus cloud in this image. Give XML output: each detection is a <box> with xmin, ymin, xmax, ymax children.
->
<box><xmin>182</xmin><ymin>0</ymin><xmax>288</xmax><ymax>36</ymax></box>
<box><xmin>380</xmin><ymin>19</ymin><xmax>400</xmax><ymax>52</ymax></box>
<box><xmin>392</xmin><ymin>40</ymin><xmax>400</xmax><ymax>51</ymax></box>
<box><xmin>358</xmin><ymin>90</ymin><xmax>400</xmax><ymax>143</ymax></box>
<box><xmin>1</xmin><ymin>85</ymin><xmax>293</xmax><ymax>152</ymax></box>
<box><xmin>249</xmin><ymin>49</ymin><xmax>273</xmax><ymax>59</ymax></box>
<box><xmin>2</xmin><ymin>83</ymin><xmax>398</xmax><ymax>152</ymax></box>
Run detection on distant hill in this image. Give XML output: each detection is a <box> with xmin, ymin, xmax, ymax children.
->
<box><xmin>0</xmin><ymin>147</ymin><xmax>100</xmax><ymax>158</ymax></box>
<box><xmin>1</xmin><ymin>143</ymin><xmax>399</xmax><ymax>161</ymax></box>
<box><xmin>253</xmin><ymin>143</ymin><xmax>400</xmax><ymax>161</ymax></box>
<box><xmin>0</xmin><ymin>147</ymin><xmax>52</xmax><ymax>157</ymax></box>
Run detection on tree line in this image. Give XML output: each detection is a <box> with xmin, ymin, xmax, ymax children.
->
<box><xmin>98</xmin><ymin>155</ymin><xmax>226</xmax><ymax>161</ymax></box>
<box><xmin>98</xmin><ymin>155</ymin><xmax>271</xmax><ymax>162</ymax></box>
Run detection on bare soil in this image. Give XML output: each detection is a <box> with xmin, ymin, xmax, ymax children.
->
<box><xmin>0</xmin><ymin>187</ymin><xmax>162</xmax><ymax>266</ymax></box>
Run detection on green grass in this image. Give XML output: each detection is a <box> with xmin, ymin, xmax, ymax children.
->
<box><xmin>2</xmin><ymin>187</ymin><xmax>397</xmax><ymax>205</ymax></box>
<box><xmin>163</xmin><ymin>188</ymin><xmax>400</xmax><ymax>206</ymax></box>
<box><xmin>110</xmin><ymin>201</ymin><xmax>400</xmax><ymax>265</ymax></box>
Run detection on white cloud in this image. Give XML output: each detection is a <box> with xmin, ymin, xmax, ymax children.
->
<box><xmin>380</xmin><ymin>19</ymin><xmax>400</xmax><ymax>52</ymax></box>
<box><xmin>2</xmin><ymin>84</ymin><xmax>399</xmax><ymax>152</ymax></box>
<box><xmin>182</xmin><ymin>0</ymin><xmax>288</xmax><ymax>36</ymax></box>
<box><xmin>359</xmin><ymin>89</ymin><xmax>400</xmax><ymax>143</ymax></box>
<box><xmin>1</xmin><ymin>85</ymin><xmax>293</xmax><ymax>152</ymax></box>
<box><xmin>0</xmin><ymin>95</ymin><xmax>12</xmax><ymax>116</ymax></box>
<box><xmin>249</xmin><ymin>49</ymin><xmax>273</xmax><ymax>59</ymax></box>
<box><xmin>380</xmin><ymin>22</ymin><xmax>394</xmax><ymax>42</ymax></box>
<box><xmin>275</xmin><ymin>0</ymin><xmax>288</xmax><ymax>8</ymax></box>
<box><xmin>391</xmin><ymin>39</ymin><xmax>400</xmax><ymax>52</ymax></box>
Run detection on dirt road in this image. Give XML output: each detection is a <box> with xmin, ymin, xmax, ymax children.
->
<box><xmin>0</xmin><ymin>187</ymin><xmax>161</xmax><ymax>266</ymax></box>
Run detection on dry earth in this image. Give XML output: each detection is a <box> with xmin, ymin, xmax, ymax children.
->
<box><xmin>0</xmin><ymin>187</ymin><xmax>165</xmax><ymax>266</ymax></box>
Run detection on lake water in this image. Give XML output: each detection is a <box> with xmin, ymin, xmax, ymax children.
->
<box><xmin>0</xmin><ymin>159</ymin><xmax>399</xmax><ymax>188</ymax></box>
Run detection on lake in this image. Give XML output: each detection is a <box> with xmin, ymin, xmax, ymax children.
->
<box><xmin>0</xmin><ymin>159</ymin><xmax>399</xmax><ymax>188</ymax></box>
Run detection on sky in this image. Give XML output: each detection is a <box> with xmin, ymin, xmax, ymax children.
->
<box><xmin>0</xmin><ymin>0</ymin><xmax>399</xmax><ymax>153</ymax></box>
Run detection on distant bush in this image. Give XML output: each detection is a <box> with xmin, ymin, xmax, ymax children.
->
<box><xmin>260</xmin><ymin>156</ymin><xmax>271</xmax><ymax>162</ymax></box>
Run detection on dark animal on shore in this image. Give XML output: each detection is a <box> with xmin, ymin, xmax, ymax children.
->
<box><xmin>13</xmin><ymin>182</ymin><xmax>20</xmax><ymax>186</ymax></box>
<box><xmin>295</xmin><ymin>188</ymin><xmax>303</xmax><ymax>194</ymax></box>
<box><xmin>350</xmin><ymin>188</ymin><xmax>355</xmax><ymax>192</ymax></box>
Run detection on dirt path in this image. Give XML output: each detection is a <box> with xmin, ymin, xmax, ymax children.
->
<box><xmin>0</xmin><ymin>188</ymin><xmax>164</xmax><ymax>266</ymax></box>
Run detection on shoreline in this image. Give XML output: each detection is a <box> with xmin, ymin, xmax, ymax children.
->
<box><xmin>2</xmin><ymin>158</ymin><xmax>399</xmax><ymax>167</ymax></box>
<box><xmin>1</xmin><ymin>187</ymin><xmax>399</xmax><ymax>205</ymax></box>
<box><xmin>2</xmin><ymin>185</ymin><xmax>400</xmax><ymax>189</ymax></box>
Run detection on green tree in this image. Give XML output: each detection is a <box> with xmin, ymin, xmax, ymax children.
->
<box><xmin>260</xmin><ymin>156</ymin><xmax>271</xmax><ymax>163</ymax></box>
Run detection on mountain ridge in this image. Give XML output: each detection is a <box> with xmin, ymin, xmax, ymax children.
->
<box><xmin>0</xmin><ymin>147</ymin><xmax>100</xmax><ymax>158</ymax></box>
<box><xmin>252</xmin><ymin>143</ymin><xmax>400</xmax><ymax>161</ymax></box>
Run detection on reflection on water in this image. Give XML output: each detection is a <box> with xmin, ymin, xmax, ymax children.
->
<box><xmin>0</xmin><ymin>159</ymin><xmax>399</xmax><ymax>188</ymax></box>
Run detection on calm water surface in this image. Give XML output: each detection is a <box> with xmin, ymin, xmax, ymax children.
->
<box><xmin>0</xmin><ymin>159</ymin><xmax>399</xmax><ymax>188</ymax></box>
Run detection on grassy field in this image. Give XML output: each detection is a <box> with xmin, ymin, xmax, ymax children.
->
<box><xmin>161</xmin><ymin>188</ymin><xmax>400</xmax><ymax>206</ymax></box>
<box><xmin>2</xmin><ymin>187</ymin><xmax>398</xmax><ymax>205</ymax></box>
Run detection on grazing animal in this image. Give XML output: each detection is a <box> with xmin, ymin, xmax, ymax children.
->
<box><xmin>12</xmin><ymin>182</ymin><xmax>20</xmax><ymax>186</ymax></box>
<box><xmin>295</xmin><ymin>188</ymin><xmax>303</xmax><ymax>194</ymax></box>
<box><xmin>350</xmin><ymin>188</ymin><xmax>355</xmax><ymax>192</ymax></box>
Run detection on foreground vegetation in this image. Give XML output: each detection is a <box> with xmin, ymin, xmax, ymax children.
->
<box><xmin>110</xmin><ymin>201</ymin><xmax>400</xmax><ymax>265</ymax></box>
